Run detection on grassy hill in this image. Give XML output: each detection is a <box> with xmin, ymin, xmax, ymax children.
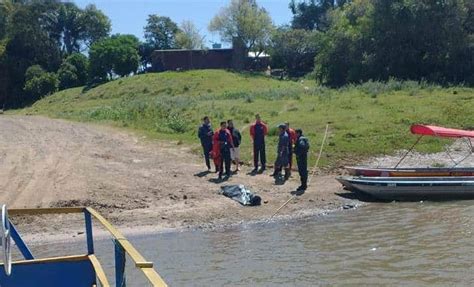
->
<box><xmin>19</xmin><ymin>70</ymin><xmax>474</xmax><ymax>169</ymax></box>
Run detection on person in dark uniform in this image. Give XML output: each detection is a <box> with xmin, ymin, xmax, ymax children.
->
<box><xmin>272</xmin><ymin>124</ymin><xmax>290</xmax><ymax>180</ymax></box>
<box><xmin>227</xmin><ymin>120</ymin><xmax>242</xmax><ymax>172</ymax></box>
<box><xmin>198</xmin><ymin>116</ymin><xmax>214</xmax><ymax>171</ymax></box>
<box><xmin>212</xmin><ymin>121</ymin><xmax>234</xmax><ymax>179</ymax></box>
<box><xmin>250</xmin><ymin>114</ymin><xmax>268</xmax><ymax>173</ymax></box>
<box><xmin>294</xmin><ymin>129</ymin><xmax>310</xmax><ymax>191</ymax></box>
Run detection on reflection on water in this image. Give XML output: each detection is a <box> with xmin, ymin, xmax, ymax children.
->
<box><xmin>29</xmin><ymin>201</ymin><xmax>474</xmax><ymax>286</ymax></box>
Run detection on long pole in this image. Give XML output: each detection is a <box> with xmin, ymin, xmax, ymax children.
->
<box><xmin>268</xmin><ymin>123</ymin><xmax>330</xmax><ymax>221</ymax></box>
<box><xmin>394</xmin><ymin>135</ymin><xmax>423</xmax><ymax>168</ymax></box>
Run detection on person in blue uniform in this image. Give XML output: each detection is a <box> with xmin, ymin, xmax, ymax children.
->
<box><xmin>198</xmin><ymin>116</ymin><xmax>214</xmax><ymax>171</ymax></box>
<box><xmin>250</xmin><ymin>114</ymin><xmax>268</xmax><ymax>172</ymax></box>
<box><xmin>227</xmin><ymin>120</ymin><xmax>242</xmax><ymax>172</ymax></box>
<box><xmin>272</xmin><ymin>124</ymin><xmax>290</xmax><ymax>180</ymax></box>
<box><xmin>294</xmin><ymin>129</ymin><xmax>310</xmax><ymax>191</ymax></box>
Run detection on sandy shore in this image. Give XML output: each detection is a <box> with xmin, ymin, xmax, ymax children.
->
<box><xmin>0</xmin><ymin>116</ymin><xmax>356</xmax><ymax>243</ymax></box>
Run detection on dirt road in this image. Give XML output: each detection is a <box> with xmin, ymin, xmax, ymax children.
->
<box><xmin>0</xmin><ymin>116</ymin><xmax>351</xmax><ymax>238</ymax></box>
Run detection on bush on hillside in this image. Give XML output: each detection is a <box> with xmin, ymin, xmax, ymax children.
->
<box><xmin>58</xmin><ymin>63</ymin><xmax>80</xmax><ymax>90</ymax></box>
<box><xmin>58</xmin><ymin>53</ymin><xmax>89</xmax><ymax>90</ymax></box>
<box><xmin>24</xmin><ymin>65</ymin><xmax>58</xmax><ymax>100</ymax></box>
<box><xmin>165</xmin><ymin>113</ymin><xmax>189</xmax><ymax>134</ymax></box>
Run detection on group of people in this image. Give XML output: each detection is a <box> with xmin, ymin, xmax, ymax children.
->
<box><xmin>198</xmin><ymin>114</ymin><xmax>310</xmax><ymax>191</ymax></box>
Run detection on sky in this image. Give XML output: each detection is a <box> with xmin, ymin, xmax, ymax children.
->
<box><xmin>74</xmin><ymin>0</ymin><xmax>293</xmax><ymax>46</ymax></box>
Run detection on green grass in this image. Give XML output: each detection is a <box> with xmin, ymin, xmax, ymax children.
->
<box><xmin>16</xmin><ymin>70</ymin><xmax>474</xmax><ymax>169</ymax></box>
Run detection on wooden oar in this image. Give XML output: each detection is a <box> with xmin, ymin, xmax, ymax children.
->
<box><xmin>268</xmin><ymin>123</ymin><xmax>330</xmax><ymax>221</ymax></box>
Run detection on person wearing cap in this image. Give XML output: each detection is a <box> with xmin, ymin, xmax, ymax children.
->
<box><xmin>272</xmin><ymin>124</ymin><xmax>290</xmax><ymax>180</ymax></box>
<box><xmin>294</xmin><ymin>129</ymin><xmax>310</xmax><ymax>190</ymax></box>
<box><xmin>285</xmin><ymin>122</ymin><xmax>297</xmax><ymax>172</ymax></box>
<box><xmin>250</xmin><ymin>114</ymin><xmax>268</xmax><ymax>172</ymax></box>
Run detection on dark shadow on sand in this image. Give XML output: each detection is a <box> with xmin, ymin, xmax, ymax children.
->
<box><xmin>247</xmin><ymin>170</ymin><xmax>258</xmax><ymax>176</ymax></box>
<box><xmin>208</xmin><ymin>176</ymin><xmax>230</xmax><ymax>184</ymax></box>
<box><xmin>194</xmin><ymin>171</ymin><xmax>211</xmax><ymax>178</ymax></box>
<box><xmin>291</xmin><ymin>189</ymin><xmax>305</xmax><ymax>196</ymax></box>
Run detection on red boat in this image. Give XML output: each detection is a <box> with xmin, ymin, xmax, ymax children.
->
<box><xmin>345</xmin><ymin>124</ymin><xmax>474</xmax><ymax>177</ymax></box>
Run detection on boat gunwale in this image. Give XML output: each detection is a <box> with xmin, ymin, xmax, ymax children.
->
<box><xmin>337</xmin><ymin>176</ymin><xmax>474</xmax><ymax>185</ymax></box>
<box><xmin>345</xmin><ymin>166</ymin><xmax>474</xmax><ymax>172</ymax></box>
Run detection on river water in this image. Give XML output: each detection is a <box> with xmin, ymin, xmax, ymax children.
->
<box><xmin>28</xmin><ymin>201</ymin><xmax>474</xmax><ymax>286</ymax></box>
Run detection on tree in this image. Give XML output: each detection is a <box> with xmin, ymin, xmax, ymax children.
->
<box><xmin>138</xmin><ymin>42</ymin><xmax>155</xmax><ymax>71</ymax></box>
<box><xmin>0</xmin><ymin>1</ymin><xmax>109</xmax><ymax>107</ymax></box>
<box><xmin>368</xmin><ymin>0</ymin><xmax>472</xmax><ymax>84</ymax></box>
<box><xmin>80</xmin><ymin>4</ymin><xmax>111</xmax><ymax>49</ymax></box>
<box><xmin>144</xmin><ymin>15</ymin><xmax>180</xmax><ymax>50</ymax></box>
<box><xmin>57</xmin><ymin>53</ymin><xmax>88</xmax><ymax>89</ymax></box>
<box><xmin>141</xmin><ymin>15</ymin><xmax>180</xmax><ymax>69</ymax></box>
<box><xmin>89</xmin><ymin>34</ymin><xmax>140</xmax><ymax>82</ymax></box>
<box><xmin>24</xmin><ymin>65</ymin><xmax>45</xmax><ymax>81</ymax></box>
<box><xmin>0</xmin><ymin>2</ymin><xmax>11</xmax><ymax>105</ymax></box>
<box><xmin>313</xmin><ymin>0</ymin><xmax>371</xmax><ymax>86</ymax></box>
<box><xmin>58</xmin><ymin>62</ymin><xmax>79</xmax><ymax>90</ymax></box>
<box><xmin>269</xmin><ymin>27</ymin><xmax>320</xmax><ymax>77</ymax></box>
<box><xmin>4</xmin><ymin>2</ymin><xmax>62</xmax><ymax>106</ymax></box>
<box><xmin>41</xmin><ymin>3</ymin><xmax>111</xmax><ymax>54</ymax></box>
<box><xmin>23</xmin><ymin>65</ymin><xmax>58</xmax><ymax>102</ymax></box>
<box><xmin>314</xmin><ymin>0</ymin><xmax>474</xmax><ymax>86</ymax></box>
<box><xmin>289</xmin><ymin>0</ymin><xmax>349</xmax><ymax>31</ymax></box>
<box><xmin>176</xmin><ymin>20</ymin><xmax>205</xmax><ymax>50</ymax></box>
<box><xmin>209</xmin><ymin>0</ymin><xmax>274</xmax><ymax>55</ymax></box>
<box><xmin>65</xmin><ymin>53</ymin><xmax>88</xmax><ymax>84</ymax></box>
<box><xmin>0</xmin><ymin>3</ymin><xmax>9</xmax><ymax>40</ymax></box>
<box><xmin>43</xmin><ymin>2</ymin><xmax>83</xmax><ymax>54</ymax></box>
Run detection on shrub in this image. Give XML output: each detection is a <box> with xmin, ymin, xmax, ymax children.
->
<box><xmin>165</xmin><ymin>113</ymin><xmax>189</xmax><ymax>133</ymax></box>
<box><xmin>24</xmin><ymin>65</ymin><xmax>58</xmax><ymax>100</ymax></box>
<box><xmin>58</xmin><ymin>63</ymin><xmax>79</xmax><ymax>90</ymax></box>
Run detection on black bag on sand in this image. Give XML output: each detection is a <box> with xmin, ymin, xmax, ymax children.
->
<box><xmin>220</xmin><ymin>185</ymin><xmax>261</xmax><ymax>206</ymax></box>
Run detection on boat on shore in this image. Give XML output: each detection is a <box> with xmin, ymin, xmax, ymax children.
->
<box><xmin>345</xmin><ymin>124</ymin><xmax>474</xmax><ymax>178</ymax></box>
<box><xmin>0</xmin><ymin>206</ymin><xmax>167</xmax><ymax>287</ymax></box>
<box><xmin>345</xmin><ymin>166</ymin><xmax>474</xmax><ymax>177</ymax></box>
<box><xmin>337</xmin><ymin>176</ymin><xmax>474</xmax><ymax>200</ymax></box>
<box><xmin>338</xmin><ymin>124</ymin><xmax>474</xmax><ymax>200</ymax></box>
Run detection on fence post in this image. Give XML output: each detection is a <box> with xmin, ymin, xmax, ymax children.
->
<box><xmin>84</xmin><ymin>210</ymin><xmax>94</xmax><ymax>255</ymax></box>
<box><xmin>115</xmin><ymin>240</ymin><xmax>126</xmax><ymax>287</ymax></box>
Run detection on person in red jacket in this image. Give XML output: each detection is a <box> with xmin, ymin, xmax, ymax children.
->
<box><xmin>285</xmin><ymin>122</ymin><xmax>297</xmax><ymax>171</ymax></box>
<box><xmin>250</xmin><ymin>114</ymin><xmax>268</xmax><ymax>173</ymax></box>
<box><xmin>212</xmin><ymin>121</ymin><xmax>234</xmax><ymax>179</ymax></box>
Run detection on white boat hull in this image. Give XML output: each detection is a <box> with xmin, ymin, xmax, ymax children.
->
<box><xmin>337</xmin><ymin>176</ymin><xmax>474</xmax><ymax>200</ymax></box>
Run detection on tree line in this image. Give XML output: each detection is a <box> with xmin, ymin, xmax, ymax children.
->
<box><xmin>0</xmin><ymin>0</ymin><xmax>472</xmax><ymax>108</ymax></box>
<box><xmin>0</xmin><ymin>0</ymin><xmax>207</xmax><ymax>107</ymax></box>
